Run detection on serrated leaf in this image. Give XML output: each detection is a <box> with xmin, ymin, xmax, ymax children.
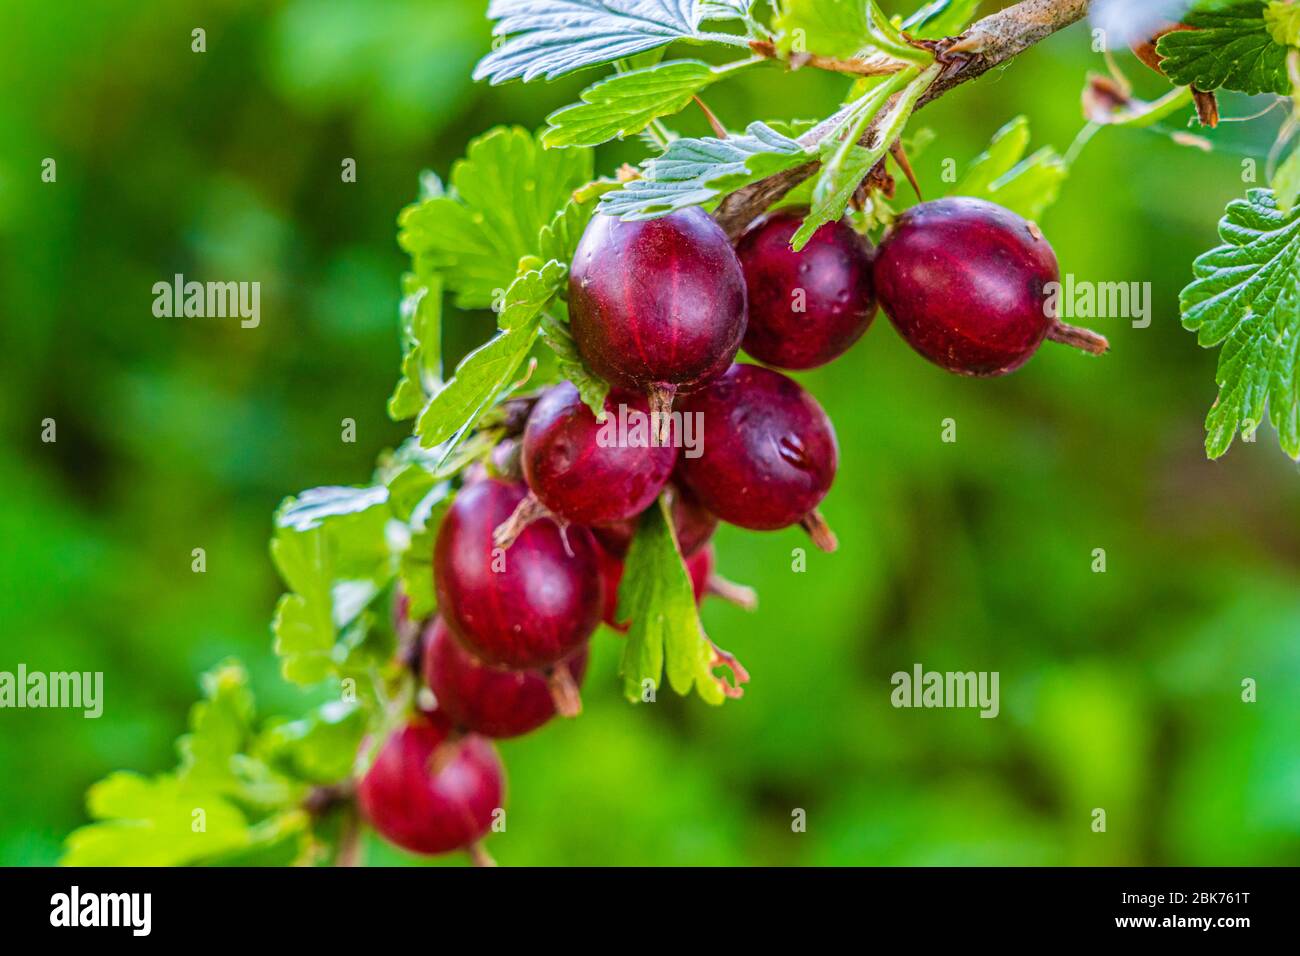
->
<box><xmin>540</xmin><ymin>302</ymin><xmax>612</xmax><ymax>417</ymax></box>
<box><xmin>271</xmin><ymin>488</ymin><xmax>394</xmax><ymax>684</ymax></box>
<box><xmin>277</xmin><ymin>485</ymin><xmax>391</xmax><ymax>533</ymax></box>
<box><xmin>775</xmin><ymin>0</ymin><xmax>868</xmax><ymax>58</ymax></box>
<box><xmin>775</xmin><ymin>0</ymin><xmax>930</xmax><ymax>63</ymax></box>
<box><xmin>257</xmin><ymin>702</ymin><xmax>367</xmax><ymax>785</ymax></box>
<box><xmin>178</xmin><ymin>661</ymin><xmax>254</xmax><ymax>786</ymax></box>
<box><xmin>617</xmin><ymin>497</ymin><xmax>738</xmax><ymax>705</ymax></box>
<box><xmin>598</xmin><ymin>121</ymin><xmax>811</xmax><ymax>218</ymax></box>
<box><xmin>62</xmin><ymin>772</ymin><xmax>255</xmax><ymax>867</ymax></box>
<box><xmin>794</xmin><ymin>62</ymin><xmax>938</xmax><ymax>249</ymax></box>
<box><xmin>386</xmin><ymin>469</ymin><xmax>453</xmax><ymax>619</ymax></box>
<box><xmin>699</xmin><ymin>0</ymin><xmax>752</xmax><ymax>20</ymax></box>
<box><xmin>1157</xmin><ymin>1</ymin><xmax>1291</xmax><ymax>96</ymax></box>
<box><xmin>179</xmin><ymin>662</ymin><xmax>295</xmax><ymax>809</ymax></box>
<box><xmin>863</xmin><ymin>0</ymin><xmax>932</xmax><ymax>62</ymax></box>
<box><xmin>388</xmin><ymin>273</ymin><xmax>443</xmax><ymax>421</ymax></box>
<box><xmin>415</xmin><ymin>261</ymin><xmax>567</xmax><ymax>455</ymax></box>
<box><xmin>1271</xmin><ymin>139</ymin><xmax>1300</xmax><ymax>213</ymax></box>
<box><xmin>543</xmin><ymin>61</ymin><xmax>721</xmax><ymax>148</ymax></box>
<box><xmin>475</xmin><ymin>0</ymin><xmax>743</xmax><ymax>85</ymax></box>
<box><xmin>1267</xmin><ymin>0</ymin><xmax>1300</xmax><ymax>45</ymax></box>
<box><xmin>63</xmin><ymin>660</ymin><xmax>305</xmax><ymax>866</ymax></box>
<box><xmin>948</xmin><ymin>116</ymin><xmax>1068</xmax><ymax>222</ymax></box>
<box><xmin>1180</xmin><ymin>188</ymin><xmax>1300</xmax><ymax>458</ymax></box>
<box><xmin>902</xmin><ymin>0</ymin><xmax>981</xmax><ymax>39</ymax></box>
<box><xmin>397</xmin><ymin>522</ymin><xmax>440</xmax><ymax>620</ymax></box>
<box><xmin>538</xmin><ymin>180</ymin><xmax>620</xmax><ymax>264</ymax></box>
<box><xmin>397</xmin><ymin>127</ymin><xmax>591</xmax><ymax>309</ymax></box>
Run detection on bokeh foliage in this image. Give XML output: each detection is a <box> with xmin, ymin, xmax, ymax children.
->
<box><xmin>1</xmin><ymin>0</ymin><xmax>1298</xmax><ymax>865</ymax></box>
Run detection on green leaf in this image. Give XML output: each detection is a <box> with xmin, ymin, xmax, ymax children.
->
<box><xmin>180</xmin><ymin>662</ymin><xmax>296</xmax><ymax>809</ymax></box>
<box><xmin>1180</xmin><ymin>188</ymin><xmax>1300</xmax><ymax>458</ymax></box>
<box><xmin>698</xmin><ymin>0</ymin><xmax>753</xmax><ymax>21</ymax></box>
<box><xmin>397</xmin><ymin>127</ymin><xmax>591</xmax><ymax>309</ymax></box>
<box><xmin>63</xmin><ymin>660</ymin><xmax>305</xmax><ymax>866</ymax></box>
<box><xmin>948</xmin><ymin>116</ymin><xmax>1068</xmax><ymax>222</ymax></box>
<box><xmin>475</xmin><ymin>0</ymin><xmax>746</xmax><ymax>85</ymax></box>
<box><xmin>902</xmin><ymin>0</ymin><xmax>981</xmax><ymax>39</ymax></box>
<box><xmin>379</xmin><ymin>436</ymin><xmax>482</xmax><ymax>522</ymax></box>
<box><xmin>617</xmin><ymin>498</ymin><xmax>742</xmax><ymax>705</ymax></box>
<box><xmin>415</xmin><ymin>260</ymin><xmax>567</xmax><ymax>454</ymax></box>
<box><xmin>794</xmin><ymin>62</ymin><xmax>938</xmax><ymax>249</ymax></box>
<box><xmin>62</xmin><ymin>772</ymin><xmax>257</xmax><ymax>866</ymax></box>
<box><xmin>271</xmin><ymin>487</ymin><xmax>394</xmax><ymax>684</ymax></box>
<box><xmin>863</xmin><ymin>0</ymin><xmax>932</xmax><ymax>62</ymax></box>
<box><xmin>540</xmin><ymin>301</ymin><xmax>612</xmax><ymax>417</ymax></box>
<box><xmin>1271</xmin><ymin>140</ymin><xmax>1300</xmax><ymax>213</ymax></box>
<box><xmin>775</xmin><ymin>0</ymin><xmax>869</xmax><ymax>58</ymax></box>
<box><xmin>388</xmin><ymin>272</ymin><xmax>443</xmax><ymax>421</ymax></box>
<box><xmin>257</xmin><ymin>702</ymin><xmax>367</xmax><ymax>785</ymax></box>
<box><xmin>177</xmin><ymin>661</ymin><xmax>254</xmax><ymax>785</ymax></box>
<box><xmin>1267</xmin><ymin>0</ymin><xmax>1300</xmax><ymax>45</ymax></box>
<box><xmin>543</xmin><ymin>61</ymin><xmax>724</xmax><ymax>148</ymax></box>
<box><xmin>775</xmin><ymin>0</ymin><xmax>931</xmax><ymax>62</ymax></box>
<box><xmin>384</xmin><ymin>463</ymin><xmax>453</xmax><ymax>619</ymax></box>
<box><xmin>534</xmin><ymin>185</ymin><xmax>619</xmax><ymax>413</ymax></box>
<box><xmin>598</xmin><ymin>121</ymin><xmax>811</xmax><ymax>219</ymax></box>
<box><xmin>277</xmin><ymin>485</ymin><xmax>391</xmax><ymax>533</ymax></box>
<box><xmin>1156</xmin><ymin>1</ymin><xmax>1292</xmax><ymax>96</ymax></box>
<box><xmin>397</xmin><ymin>521</ymin><xmax>440</xmax><ymax>620</ymax></box>
<box><xmin>538</xmin><ymin>180</ymin><xmax>620</xmax><ymax>265</ymax></box>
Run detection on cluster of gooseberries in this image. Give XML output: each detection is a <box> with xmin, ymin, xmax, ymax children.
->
<box><xmin>358</xmin><ymin>196</ymin><xmax>1107</xmax><ymax>863</ymax></box>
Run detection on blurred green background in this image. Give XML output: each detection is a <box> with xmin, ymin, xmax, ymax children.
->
<box><xmin>2</xmin><ymin>0</ymin><xmax>1298</xmax><ymax>866</ymax></box>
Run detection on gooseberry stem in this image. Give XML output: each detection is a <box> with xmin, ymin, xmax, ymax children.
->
<box><xmin>1047</xmin><ymin>321</ymin><xmax>1110</xmax><ymax>355</ymax></box>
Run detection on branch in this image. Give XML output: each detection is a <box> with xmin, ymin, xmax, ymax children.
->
<box><xmin>714</xmin><ymin>0</ymin><xmax>1091</xmax><ymax>238</ymax></box>
<box><xmin>749</xmin><ymin>38</ymin><xmax>914</xmax><ymax>77</ymax></box>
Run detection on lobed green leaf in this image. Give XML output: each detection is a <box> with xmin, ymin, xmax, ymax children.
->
<box><xmin>1156</xmin><ymin>1</ymin><xmax>1292</xmax><ymax>96</ymax></box>
<box><xmin>1180</xmin><ymin>188</ymin><xmax>1300</xmax><ymax>458</ymax></box>
<box><xmin>902</xmin><ymin>0</ymin><xmax>981</xmax><ymax>39</ymax></box>
<box><xmin>415</xmin><ymin>260</ymin><xmax>568</xmax><ymax>455</ymax></box>
<box><xmin>618</xmin><ymin>497</ymin><xmax>740</xmax><ymax>705</ymax></box>
<box><xmin>543</xmin><ymin>60</ymin><xmax>723</xmax><ymax>148</ymax></box>
<box><xmin>474</xmin><ymin>0</ymin><xmax>746</xmax><ymax>85</ymax></box>
<box><xmin>597</xmin><ymin>121</ymin><xmax>811</xmax><ymax>219</ymax></box>
<box><xmin>63</xmin><ymin>661</ymin><xmax>309</xmax><ymax>866</ymax></box>
<box><xmin>397</xmin><ymin>127</ymin><xmax>590</xmax><ymax>309</ymax></box>
<box><xmin>271</xmin><ymin>488</ymin><xmax>393</xmax><ymax>684</ymax></box>
<box><xmin>948</xmin><ymin>116</ymin><xmax>1068</xmax><ymax>223</ymax></box>
<box><xmin>388</xmin><ymin>272</ymin><xmax>444</xmax><ymax>422</ymax></box>
<box><xmin>540</xmin><ymin>301</ymin><xmax>612</xmax><ymax>418</ymax></box>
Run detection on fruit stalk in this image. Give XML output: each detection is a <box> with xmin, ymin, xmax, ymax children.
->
<box><xmin>546</xmin><ymin>660</ymin><xmax>583</xmax><ymax>718</ymax></box>
<box><xmin>1047</xmin><ymin>322</ymin><xmax>1110</xmax><ymax>355</ymax></box>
